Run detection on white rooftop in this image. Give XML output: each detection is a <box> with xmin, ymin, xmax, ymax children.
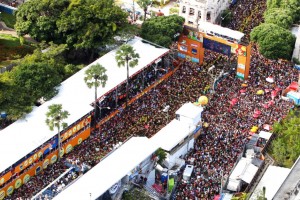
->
<box><xmin>54</xmin><ymin>137</ymin><xmax>158</xmax><ymax>200</ymax></box>
<box><xmin>175</xmin><ymin>102</ymin><xmax>203</xmax><ymax>120</ymax></box>
<box><xmin>249</xmin><ymin>166</ymin><xmax>290</xmax><ymax>200</ymax></box>
<box><xmin>199</xmin><ymin>21</ymin><xmax>245</xmax><ymax>40</ymax></box>
<box><xmin>229</xmin><ymin>157</ymin><xmax>258</xmax><ymax>184</ymax></box>
<box><xmin>0</xmin><ymin>37</ymin><xmax>169</xmax><ymax>173</ymax></box>
<box><xmin>150</xmin><ymin>119</ymin><xmax>195</xmax><ymax>152</ymax></box>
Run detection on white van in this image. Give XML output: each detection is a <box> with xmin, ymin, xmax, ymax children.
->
<box><xmin>183</xmin><ymin>165</ymin><xmax>194</xmax><ymax>182</ymax></box>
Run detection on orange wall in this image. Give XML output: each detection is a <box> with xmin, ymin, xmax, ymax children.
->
<box><xmin>0</xmin><ymin>127</ymin><xmax>91</xmax><ymax>200</ymax></box>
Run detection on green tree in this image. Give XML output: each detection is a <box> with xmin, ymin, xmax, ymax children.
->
<box><xmin>11</xmin><ymin>62</ymin><xmax>63</xmax><ymax>101</ymax></box>
<box><xmin>270</xmin><ymin>110</ymin><xmax>300</xmax><ymax>167</ymax></box>
<box><xmin>266</xmin><ymin>0</ymin><xmax>300</xmax><ymax>22</ymax></box>
<box><xmin>84</xmin><ymin>64</ymin><xmax>108</xmax><ymax>122</ymax></box>
<box><xmin>264</xmin><ymin>8</ymin><xmax>294</xmax><ymax>29</ymax></box>
<box><xmin>267</xmin><ymin>0</ymin><xmax>282</xmax><ymax>8</ymax></box>
<box><xmin>220</xmin><ymin>9</ymin><xmax>233</xmax><ymax>27</ymax></box>
<box><xmin>115</xmin><ymin>44</ymin><xmax>139</xmax><ymax>107</ymax></box>
<box><xmin>15</xmin><ymin>0</ymin><xmax>128</xmax><ymax>60</ymax></box>
<box><xmin>45</xmin><ymin>104</ymin><xmax>69</xmax><ymax>160</ymax></box>
<box><xmin>250</xmin><ymin>23</ymin><xmax>296</xmax><ymax>60</ymax></box>
<box><xmin>141</xmin><ymin>15</ymin><xmax>185</xmax><ymax>47</ymax></box>
<box><xmin>155</xmin><ymin>148</ymin><xmax>167</xmax><ymax>165</ymax></box>
<box><xmin>0</xmin><ymin>73</ymin><xmax>33</xmax><ymax>120</ymax></box>
<box><xmin>137</xmin><ymin>0</ymin><xmax>152</xmax><ymax>21</ymax></box>
<box><xmin>0</xmin><ymin>43</ymin><xmax>80</xmax><ymax>120</ymax></box>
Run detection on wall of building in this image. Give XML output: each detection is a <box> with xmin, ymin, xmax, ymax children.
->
<box><xmin>179</xmin><ymin>0</ymin><xmax>230</xmax><ymax>26</ymax></box>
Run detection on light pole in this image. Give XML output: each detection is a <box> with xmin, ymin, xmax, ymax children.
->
<box><xmin>220</xmin><ymin>11</ymin><xmax>231</xmax><ymax>26</ymax></box>
<box><xmin>96</xmin><ymin>105</ymin><xmax>110</xmax><ymax>120</ymax></box>
<box><xmin>220</xmin><ymin>170</ymin><xmax>223</xmax><ymax>196</ymax></box>
<box><xmin>163</xmin><ymin>105</ymin><xmax>170</xmax><ymax>125</ymax></box>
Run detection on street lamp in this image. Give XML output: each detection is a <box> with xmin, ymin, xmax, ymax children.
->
<box><xmin>220</xmin><ymin>11</ymin><xmax>231</xmax><ymax>26</ymax></box>
<box><xmin>163</xmin><ymin>105</ymin><xmax>170</xmax><ymax>125</ymax></box>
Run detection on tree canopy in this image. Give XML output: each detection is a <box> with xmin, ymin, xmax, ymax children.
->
<box><xmin>250</xmin><ymin>23</ymin><xmax>296</xmax><ymax>60</ymax></box>
<box><xmin>141</xmin><ymin>15</ymin><xmax>185</xmax><ymax>48</ymax></box>
<box><xmin>266</xmin><ymin>0</ymin><xmax>300</xmax><ymax>22</ymax></box>
<box><xmin>0</xmin><ymin>43</ymin><xmax>82</xmax><ymax>120</ymax></box>
<box><xmin>270</xmin><ymin>109</ymin><xmax>300</xmax><ymax>167</ymax></box>
<box><xmin>15</xmin><ymin>0</ymin><xmax>128</xmax><ymax>54</ymax></box>
<box><xmin>264</xmin><ymin>8</ymin><xmax>294</xmax><ymax>29</ymax></box>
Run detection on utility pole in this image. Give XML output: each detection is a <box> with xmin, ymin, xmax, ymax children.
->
<box><xmin>133</xmin><ymin>0</ymin><xmax>135</xmax><ymax>21</ymax></box>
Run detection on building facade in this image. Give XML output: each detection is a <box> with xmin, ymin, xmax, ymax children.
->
<box><xmin>179</xmin><ymin>0</ymin><xmax>230</xmax><ymax>27</ymax></box>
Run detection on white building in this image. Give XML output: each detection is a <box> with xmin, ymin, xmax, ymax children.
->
<box><xmin>179</xmin><ymin>0</ymin><xmax>230</xmax><ymax>26</ymax></box>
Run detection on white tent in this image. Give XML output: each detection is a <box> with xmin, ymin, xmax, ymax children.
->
<box><xmin>0</xmin><ymin>37</ymin><xmax>169</xmax><ymax>174</ymax></box>
<box><xmin>149</xmin><ymin>119</ymin><xmax>195</xmax><ymax>152</ymax></box>
<box><xmin>258</xmin><ymin>131</ymin><xmax>272</xmax><ymax>140</ymax></box>
<box><xmin>53</xmin><ymin>137</ymin><xmax>158</xmax><ymax>200</ymax></box>
<box><xmin>227</xmin><ymin>157</ymin><xmax>258</xmax><ymax>191</ymax></box>
<box><xmin>175</xmin><ymin>102</ymin><xmax>203</xmax><ymax>125</ymax></box>
<box><xmin>249</xmin><ymin>166</ymin><xmax>290</xmax><ymax>200</ymax></box>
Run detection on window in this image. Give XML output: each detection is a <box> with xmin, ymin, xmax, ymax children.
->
<box><xmin>206</xmin><ymin>12</ymin><xmax>211</xmax><ymax>21</ymax></box>
<box><xmin>182</xmin><ymin>6</ymin><xmax>186</xmax><ymax>13</ymax></box>
<box><xmin>189</xmin><ymin>8</ymin><xmax>195</xmax><ymax>15</ymax></box>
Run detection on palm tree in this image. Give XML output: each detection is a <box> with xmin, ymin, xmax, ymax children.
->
<box><xmin>137</xmin><ymin>0</ymin><xmax>152</xmax><ymax>21</ymax></box>
<box><xmin>115</xmin><ymin>44</ymin><xmax>139</xmax><ymax>107</ymax></box>
<box><xmin>45</xmin><ymin>104</ymin><xmax>70</xmax><ymax>160</ymax></box>
<box><xmin>84</xmin><ymin>64</ymin><xmax>108</xmax><ymax>123</ymax></box>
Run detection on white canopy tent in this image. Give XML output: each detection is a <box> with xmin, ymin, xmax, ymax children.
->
<box><xmin>149</xmin><ymin>119</ymin><xmax>195</xmax><ymax>152</ymax></box>
<box><xmin>249</xmin><ymin>166</ymin><xmax>290</xmax><ymax>200</ymax></box>
<box><xmin>258</xmin><ymin>131</ymin><xmax>272</xmax><ymax>140</ymax></box>
<box><xmin>54</xmin><ymin>137</ymin><xmax>158</xmax><ymax>200</ymax></box>
<box><xmin>175</xmin><ymin>102</ymin><xmax>203</xmax><ymax>126</ymax></box>
<box><xmin>0</xmin><ymin>37</ymin><xmax>169</xmax><ymax>174</ymax></box>
<box><xmin>227</xmin><ymin>157</ymin><xmax>258</xmax><ymax>191</ymax></box>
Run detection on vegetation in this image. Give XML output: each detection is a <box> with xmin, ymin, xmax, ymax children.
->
<box><xmin>270</xmin><ymin>109</ymin><xmax>300</xmax><ymax>167</ymax></box>
<box><xmin>220</xmin><ymin>9</ymin><xmax>233</xmax><ymax>27</ymax></box>
<box><xmin>137</xmin><ymin>0</ymin><xmax>152</xmax><ymax>21</ymax></box>
<box><xmin>0</xmin><ymin>43</ymin><xmax>82</xmax><ymax>120</ymax></box>
<box><xmin>251</xmin><ymin>0</ymin><xmax>299</xmax><ymax>60</ymax></box>
<box><xmin>122</xmin><ymin>187</ymin><xmax>153</xmax><ymax>200</ymax></box>
<box><xmin>250</xmin><ymin>23</ymin><xmax>296</xmax><ymax>60</ymax></box>
<box><xmin>141</xmin><ymin>15</ymin><xmax>185</xmax><ymax>48</ymax></box>
<box><xmin>45</xmin><ymin>104</ymin><xmax>70</xmax><ymax>160</ymax></box>
<box><xmin>84</xmin><ymin>64</ymin><xmax>108</xmax><ymax>122</ymax></box>
<box><xmin>155</xmin><ymin>148</ymin><xmax>167</xmax><ymax>164</ymax></box>
<box><xmin>169</xmin><ymin>7</ymin><xmax>179</xmax><ymax>15</ymax></box>
<box><xmin>0</xmin><ymin>33</ymin><xmax>34</xmax><ymax>67</ymax></box>
<box><xmin>15</xmin><ymin>0</ymin><xmax>128</xmax><ymax>61</ymax></box>
<box><xmin>115</xmin><ymin>44</ymin><xmax>139</xmax><ymax>106</ymax></box>
<box><xmin>0</xmin><ymin>12</ymin><xmax>16</xmax><ymax>29</ymax></box>
<box><xmin>264</xmin><ymin>8</ymin><xmax>294</xmax><ymax>29</ymax></box>
<box><xmin>267</xmin><ymin>0</ymin><xmax>300</xmax><ymax>21</ymax></box>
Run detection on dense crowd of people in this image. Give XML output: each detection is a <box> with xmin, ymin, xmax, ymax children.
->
<box><xmin>3</xmin><ymin>0</ymin><xmax>299</xmax><ymax>199</ymax></box>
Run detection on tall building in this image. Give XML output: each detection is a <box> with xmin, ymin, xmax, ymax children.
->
<box><xmin>179</xmin><ymin>0</ymin><xmax>230</xmax><ymax>27</ymax></box>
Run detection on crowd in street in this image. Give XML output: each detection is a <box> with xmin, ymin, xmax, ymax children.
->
<box><xmin>3</xmin><ymin>0</ymin><xmax>299</xmax><ymax>199</ymax></box>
